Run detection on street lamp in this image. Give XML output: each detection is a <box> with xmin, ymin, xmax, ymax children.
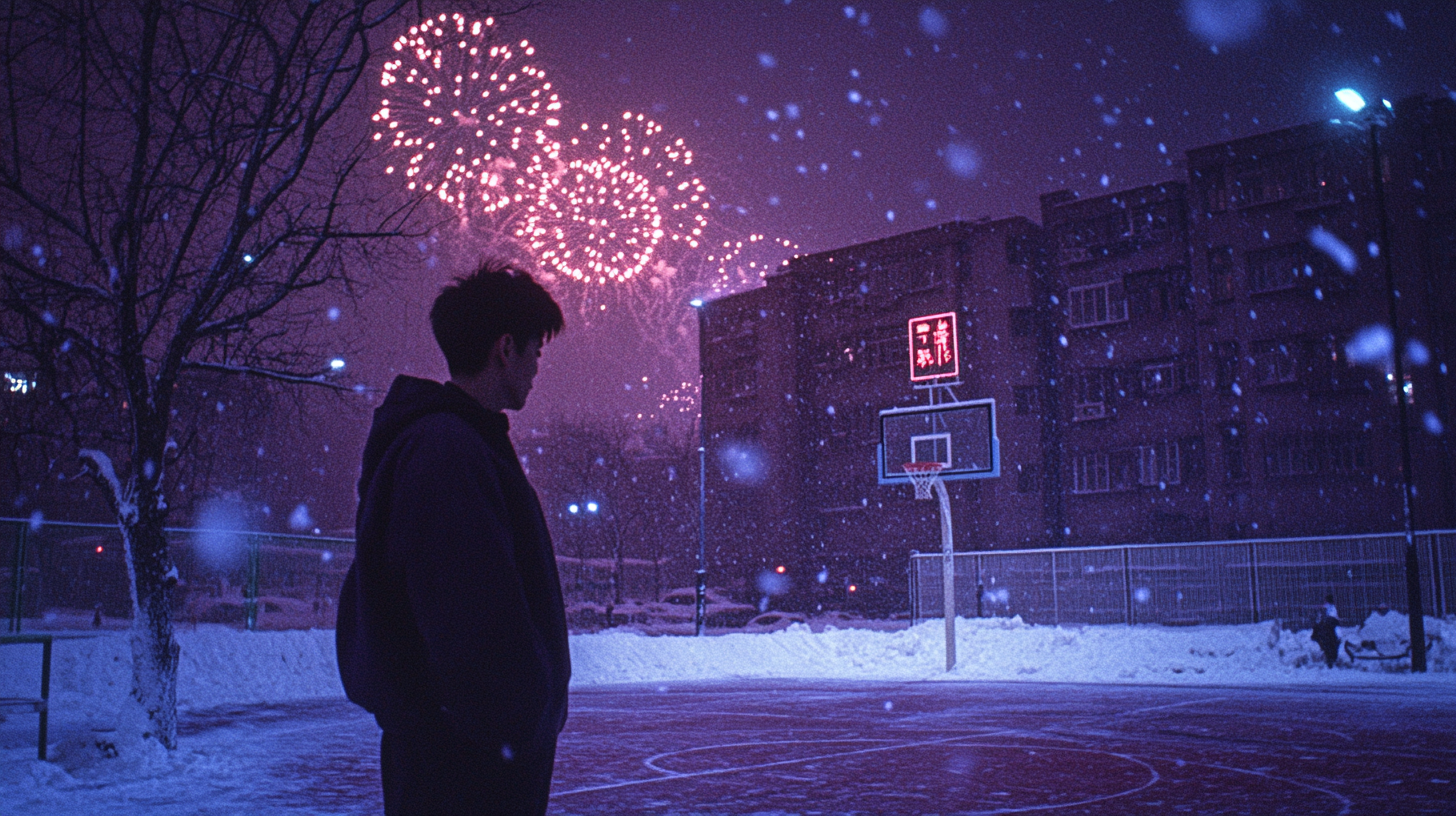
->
<box><xmin>691</xmin><ymin>297</ymin><xmax>708</xmax><ymax>636</ymax></box>
<box><xmin>1336</xmin><ymin>87</ymin><xmax>1427</xmax><ymax>672</ymax></box>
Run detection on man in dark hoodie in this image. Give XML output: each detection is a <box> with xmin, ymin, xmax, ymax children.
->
<box><xmin>337</xmin><ymin>262</ymin><xmax>570</xmax><ymax>815</ymax></box>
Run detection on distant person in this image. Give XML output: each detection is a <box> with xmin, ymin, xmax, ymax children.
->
<box><xmin>337</xmin><ymin>262</ymin><xmax>570</xmax><ymax>815</ymax></box>
<box><xmin>1311</xmin><ymin>593</ymin><xmax>1341</xmax><ymax>669</ymax></box>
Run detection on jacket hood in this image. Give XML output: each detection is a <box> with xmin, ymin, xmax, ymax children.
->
<box><xmin>357</xmin><ymin>375</ymin><xmax>505</xmax><ymax>498</ymax></box>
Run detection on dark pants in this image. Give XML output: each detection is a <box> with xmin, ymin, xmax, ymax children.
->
<box><xmin>381</xmin><ymin>724</ymin><xmax>556</xmax><ymax>815</ymax></box>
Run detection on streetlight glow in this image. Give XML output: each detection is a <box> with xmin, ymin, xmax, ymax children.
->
<box><xmin>329</xmin><ymin>358</ymin><xmax>346</xmax><ymax>371</ymax></box>
<box><xmin>586</xmin><ymin>501</ymin><xmax>599</xmax><ymax>513</ymax></box>
<box><xmin>568</xmin><ymin>503</ymin><xmax>579</xmax><ymax>514</ymax></box>
<box><xmin>1335</xmin><ymin>88</ymin><xmax>1366</xmax><ymax>113</ymax></box>
<box><xmin>689</xmin><ymin>298</ymin><xmax>704</xmax><ymax>308</ymax></box>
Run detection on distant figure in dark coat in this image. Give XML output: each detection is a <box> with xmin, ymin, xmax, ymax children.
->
<box><xmin>1311</xmin><ymin>593</ymin><xmax>1341</xmax><ymax>668</ymax></box>
<box><xmin>337</xmin><ymin>262</ymin><xmax>569</xmax><ymax>815</ymax></box>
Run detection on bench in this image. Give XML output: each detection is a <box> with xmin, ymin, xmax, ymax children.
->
<box><xmin>1344</xmin><ymin>636</ymin><xmax>1436</xmax><ymax>663</ymax></box>
<box><xmin>0</xmin><ymin>633</ymin><xmax>52</xmax><ymax>760</ymax></box>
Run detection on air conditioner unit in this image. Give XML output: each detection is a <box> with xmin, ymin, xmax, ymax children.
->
<box><xmin>1074</xmin><ymin>402</ymin><xmax>1107</xmax><ymax>421</ymax></box>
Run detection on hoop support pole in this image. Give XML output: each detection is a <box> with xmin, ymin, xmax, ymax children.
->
<box><xmin>936</xmin><ymin>478</ymin><xmax>956</xmax><ymax>671</ymax></box>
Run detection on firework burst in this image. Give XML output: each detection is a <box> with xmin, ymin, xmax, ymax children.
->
<box><xmin>702</xmin><ymin>233</ymin><xmax>799</xmax><ymax>296</ymax></box>
<box><xmin>517</xmin><ymin>113</ymin><xmax>710</xmax><ymax>287</ymax></box>
<box><xmin>374</xmin><ymin>14</ymin><xmax>562</xmax><ymax>212</ymax></box>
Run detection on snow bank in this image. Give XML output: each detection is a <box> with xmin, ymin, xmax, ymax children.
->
<box><xmin>3</xmin><ymin>616</ymin><xmax>1451</xmax><ymax>725</ymax></box>
<box><xmin>571</xmin><ymin>615</ymin><xmax>1456</xmax><ymax>686</ymax></box>
<box><xmin>0</xmin><ymin>627</ymin><xmax>345</xmax><ymax>721</ymax></box>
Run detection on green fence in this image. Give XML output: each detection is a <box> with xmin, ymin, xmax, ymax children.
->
<box><xmin>3</xmin><ymin>518</ymin><xmax>352</xmax><ymax>632</ymax></box>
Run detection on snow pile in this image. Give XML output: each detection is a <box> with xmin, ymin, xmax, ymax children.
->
<box><xmin>3</xmin><ymin>615</ymin><xmax>1451</xmax><ymax>737</ymax></box>
<box><xmin>0</xmin><ymin>627</ymin><xmax>345</xmax><ymax>722</ymax></box>
<box><xmin>5</xmin><ymin>615</ymin><xmax>1450</xmax><ymax>726</ymax></box>
<box><xmin>572</xmin><ymin>615</ymin><xmax>1456</xmax><ymax>686</ymax></box>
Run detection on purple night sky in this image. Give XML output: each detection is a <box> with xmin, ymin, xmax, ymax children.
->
<box><xmin>339</xmin><ymin>0</ymin><xmax>1454</xmax><ymax>470</ymax></box>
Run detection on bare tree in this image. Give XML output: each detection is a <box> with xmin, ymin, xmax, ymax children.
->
<box><xmin>0</xmin><ymin>0</ymin><xmax>424</xmax><ymax>749</ymax></box>
<box><xmin>531</xmin><ymin>414</ymin><xmax>697</xmax><ymax>606</ymax></box>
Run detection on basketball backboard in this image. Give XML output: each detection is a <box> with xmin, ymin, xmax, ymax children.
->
<box><xmin>877</xmin><ymin>398</ymin><xmax>999</xmax><ymax>484</ymax></box>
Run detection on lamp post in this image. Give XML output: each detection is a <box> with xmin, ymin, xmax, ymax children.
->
<box><xmin>691</xmin><ymin>298</ymin><xmax>708</xmax><ymax>636</ymax></box>
<box><xmin>1337</xmin><ymin>88</ymin><xmax>1427</xmax><ymax>672</ymax></box>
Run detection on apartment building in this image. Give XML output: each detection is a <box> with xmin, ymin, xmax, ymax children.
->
<box><xmin>698</xmin><ymin>95</ymin><xmax>1456</xmax><ymax>611</ymax></box>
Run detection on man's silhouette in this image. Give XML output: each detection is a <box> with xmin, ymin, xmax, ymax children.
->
<box><xmin>338</xmin><ymin>262</ymin><xmax>569</xmax><ymax>815</ymax></box>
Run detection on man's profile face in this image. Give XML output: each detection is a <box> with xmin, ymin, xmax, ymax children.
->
<box><xmin>502</xmin><ymin>334</ymin><xmax>543</xmax><ymax>411</ymax></box>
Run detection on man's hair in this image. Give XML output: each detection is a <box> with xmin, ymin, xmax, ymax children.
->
<box><xmin>430</xmin><ymin>261</ymin><xmax>564</xmax><ymax>377</ymax></box>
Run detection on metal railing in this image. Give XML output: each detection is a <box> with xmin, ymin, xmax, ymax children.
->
<box><xmin>3</xmin><ymin>518</ymin><xmax>351</xmax><ymax>632</ymax></box>
<box><xmin>3</xmin><ymin>518</ymin><xmax>677</xmax><ymax>632</ymax></box>
<box><xmin>909</xmin><ymin>530</ymin><xmax>1453</xmax><ymax>628</ymax></box>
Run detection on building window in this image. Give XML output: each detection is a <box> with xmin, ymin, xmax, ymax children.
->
<box><xmin>1246</xmin><ymin>244</ymin><xmax>1304</xmax><ymax>294</ymax></box>
<box><xmin>1067</xmin><ymin>280</ymin><xmax>1128</xmax><ymax>328</ymax></box>
<box><xmin>1327</xmin><ymin>432</ymin><xmax>1369</xmax><ymax>473</ymax></box>
<box><xmin>1127</xmin><ymin>269</ymin><xmax>1186</xmax><ymax>318</ymax></box>
<box><xmin>1232</xmin><ymin>162</ymin><xmax>1289</xmax><ymax>207</ymax></box>
<box><xmin>1222</xmin><ymin>424</ymin><xmax>1247</xmax><ymax>482</ymax></box>
<box><xmin>1313</xmin><ymin>334</ymin><xmax>1361</xmax><ymax>391</ymax></box>
<box><xmin>1013</xmin><ymin>385</ymin><xmax>1042</xmax><ymax>415</ymax></box>
<box><xmin>1208</xmin><ymin>246</ymin><xmax>1235</xmax><ymax>302</ymax></box>
<box><xmin>1015</xmin><ymin>463</ymin><xmax>1039</xmax><ymax>493</ymax></box>
<box><xmin>1058</xmin><ymin>211</ymin><xmax>1130</xmax><ymax>251</ymax></box>
<box><xmin>1130</xmin><ymin>201</ymin><xmax>1177</xmax><ymax>242</ymax></box>
<box><xmin>1253</xmin><ymin>339</ymin><xmax>1300</xmax><ymax>386</ymax></box>
<box><xmin>1072</xmin><ymin>369</ymin><xmax>1113</xmax><ymax>421</ymax></box>
<box><xmin>1141</xmin><ymin>359</ymin><xmax>1188</xmax><ymax>396</ymax></box>
<box><xmin>1212</xmin><ymin>341</ymin><xmax>1240</xmax><ymax>395</ymax></box>
<box><xmin>828</xmin><ymin>326</ymin><xmax>902</xmax><ymax>371</ymax></box>
<box><xmin>1138</xmin><ymin>440</ymin><xmax>1182</xmax><ymax>486</ymax></box>
<box><xmin>1264</xmin><ymin>433</ymin><xmax>1320</xmax><ymax>477</ymax></box>
<box><xmin>1197</xmin><ymin>166</ymin><xmax>1227</xmax><ymax>213</ymax></box>
<box><xmin>1072</xmin><ymin>452</ymin><xmax>1111</xmax><ymax>493</ymax></box>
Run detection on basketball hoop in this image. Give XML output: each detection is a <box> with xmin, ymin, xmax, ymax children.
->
<box><xmin>902</xmin><ymin>461</ymin><xmax>945</xmax><ymax>500</ymax></box>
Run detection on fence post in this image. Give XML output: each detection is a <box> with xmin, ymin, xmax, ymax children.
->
<box><xmin>908</xmin><ymin>551</ymin><xmax>918</xmax><ymax>626</ymax></box>
<box><xmin>1051</xmin><ymin>550</ymin><xmax>1059</xmax><ymax>626</ymax></box>
<box><xmin>244</xmin><ymin>534</ymin><xmax>260</xmax><ymax>632</ymax></box>
<box><xmin>8</xmin><ymin>522</ymin><xmax>26</xmax><ymax>633</ymax></box>
<box><xmin>975</xmin><ymin>554</ymin><xmax>984</xmax><ymax>618</ymax></box>
<box><xmin>1122</xmin><ymin>547</ymin><xmax>1133</xmax><ymax>626</ymax></box>
<box><xmin>1427</xmin><ymin>533</ymin><xmax>1446</xmax><ymax>619</ymax></box>
<box><xmin>1248</xmin><ymin>541</ymin><xmax>1260</xmax><ymax>624</ymax></box>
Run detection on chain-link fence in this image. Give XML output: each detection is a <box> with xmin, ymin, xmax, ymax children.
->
<box><xmin>909</xmin><ymin>531</ymin><xmax>1454</xmax><ymax>628</ymax></box>
<box><xmin>2</xmin><ymin>518</ymin><xmax>678</xmax><ymax>632</ymax></box>
<box><xmin>3</xmin><ymin>518</ymin><xmax>350</xmax><ymax>632</ymax></box>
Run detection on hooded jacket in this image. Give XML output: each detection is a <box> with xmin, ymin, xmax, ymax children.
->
<box><xmin>337</xmin><ymin>375</ymin><xmax>570</xmax><ymax>757</ymax></box>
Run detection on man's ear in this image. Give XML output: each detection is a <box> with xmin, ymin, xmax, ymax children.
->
<box><xmin>488</xmin><ymin>333</ymin><xmax>516</xmax><ymax>368</ymax></box>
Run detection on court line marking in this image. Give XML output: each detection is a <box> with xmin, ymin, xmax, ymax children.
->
<box><xmin>554</xmin><ymin>732</ymin><xmax>1164</xmax><ymax>816</ymax></box>
<box><xmin>1181</xmin><ymin>760</ymin><xmax>1353</xmax><ymax>816</ymax></box>
<box><xmin>555</xmin><ymin>732</ymin><xmax>1005</xmax><ymax>795</ymax></box>
<box><xmin>1107</xmin><ymin>696</ymin><xmax>1231</xmax><ymax>718</ymax></box>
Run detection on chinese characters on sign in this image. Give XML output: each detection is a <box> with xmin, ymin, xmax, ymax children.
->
<box><xmin>908</xmin><ymin>312</ymin><xmax>959</xmax><ymax>381</ymax></box>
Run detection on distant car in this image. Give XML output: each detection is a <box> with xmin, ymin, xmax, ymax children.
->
<box><xmin>659</xmin><ymin>587</ymin><xmax>757</xmax><ymax>627</ymax></box>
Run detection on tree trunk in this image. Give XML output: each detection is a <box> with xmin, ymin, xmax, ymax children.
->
<box><xmin>85</xmin><ymin>440</ymin><xmax>181</xmax><ymax>750</ymax></box>
<box><xmin>124</xmin><ymin>509</ymin><xmax>179</xmax><ymax>749</ymax></box>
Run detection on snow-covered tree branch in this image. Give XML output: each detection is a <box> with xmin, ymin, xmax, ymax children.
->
<box><xmin>0</xmin><ymin>0</ymin><xmax>427</xmax><ymax>750</ymax></box>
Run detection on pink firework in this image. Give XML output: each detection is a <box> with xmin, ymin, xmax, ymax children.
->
<box><xmin>518</xmin><ymin>113</ymin><xmax>710</xmax><ymax>286</ymax></box>
<box><xmin>374</xmin><ymin>14</ymin><xmax>562</xmax><ymax>212</ymax></box>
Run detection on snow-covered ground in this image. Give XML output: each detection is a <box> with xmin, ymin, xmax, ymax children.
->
<box><xmin>5</xmin><ymin>613</ymin><xmax>1451</xmax><ymax>719</ymax></box>
<box><xmin>1</xmin><ymin>614</ymin><xmax>1452</xmax><ymax>811</ymax></box>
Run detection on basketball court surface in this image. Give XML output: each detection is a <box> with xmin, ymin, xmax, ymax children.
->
<box><xmin>122</xmin><ymin>679</ymin><xmax>1456</xmax><ymax>815</ymax></box>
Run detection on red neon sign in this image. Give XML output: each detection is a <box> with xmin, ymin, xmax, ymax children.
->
<box><xmin>908</xmin><ymin>312</ymin><xmax>959</xmax><ymax>381</ymax></box>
